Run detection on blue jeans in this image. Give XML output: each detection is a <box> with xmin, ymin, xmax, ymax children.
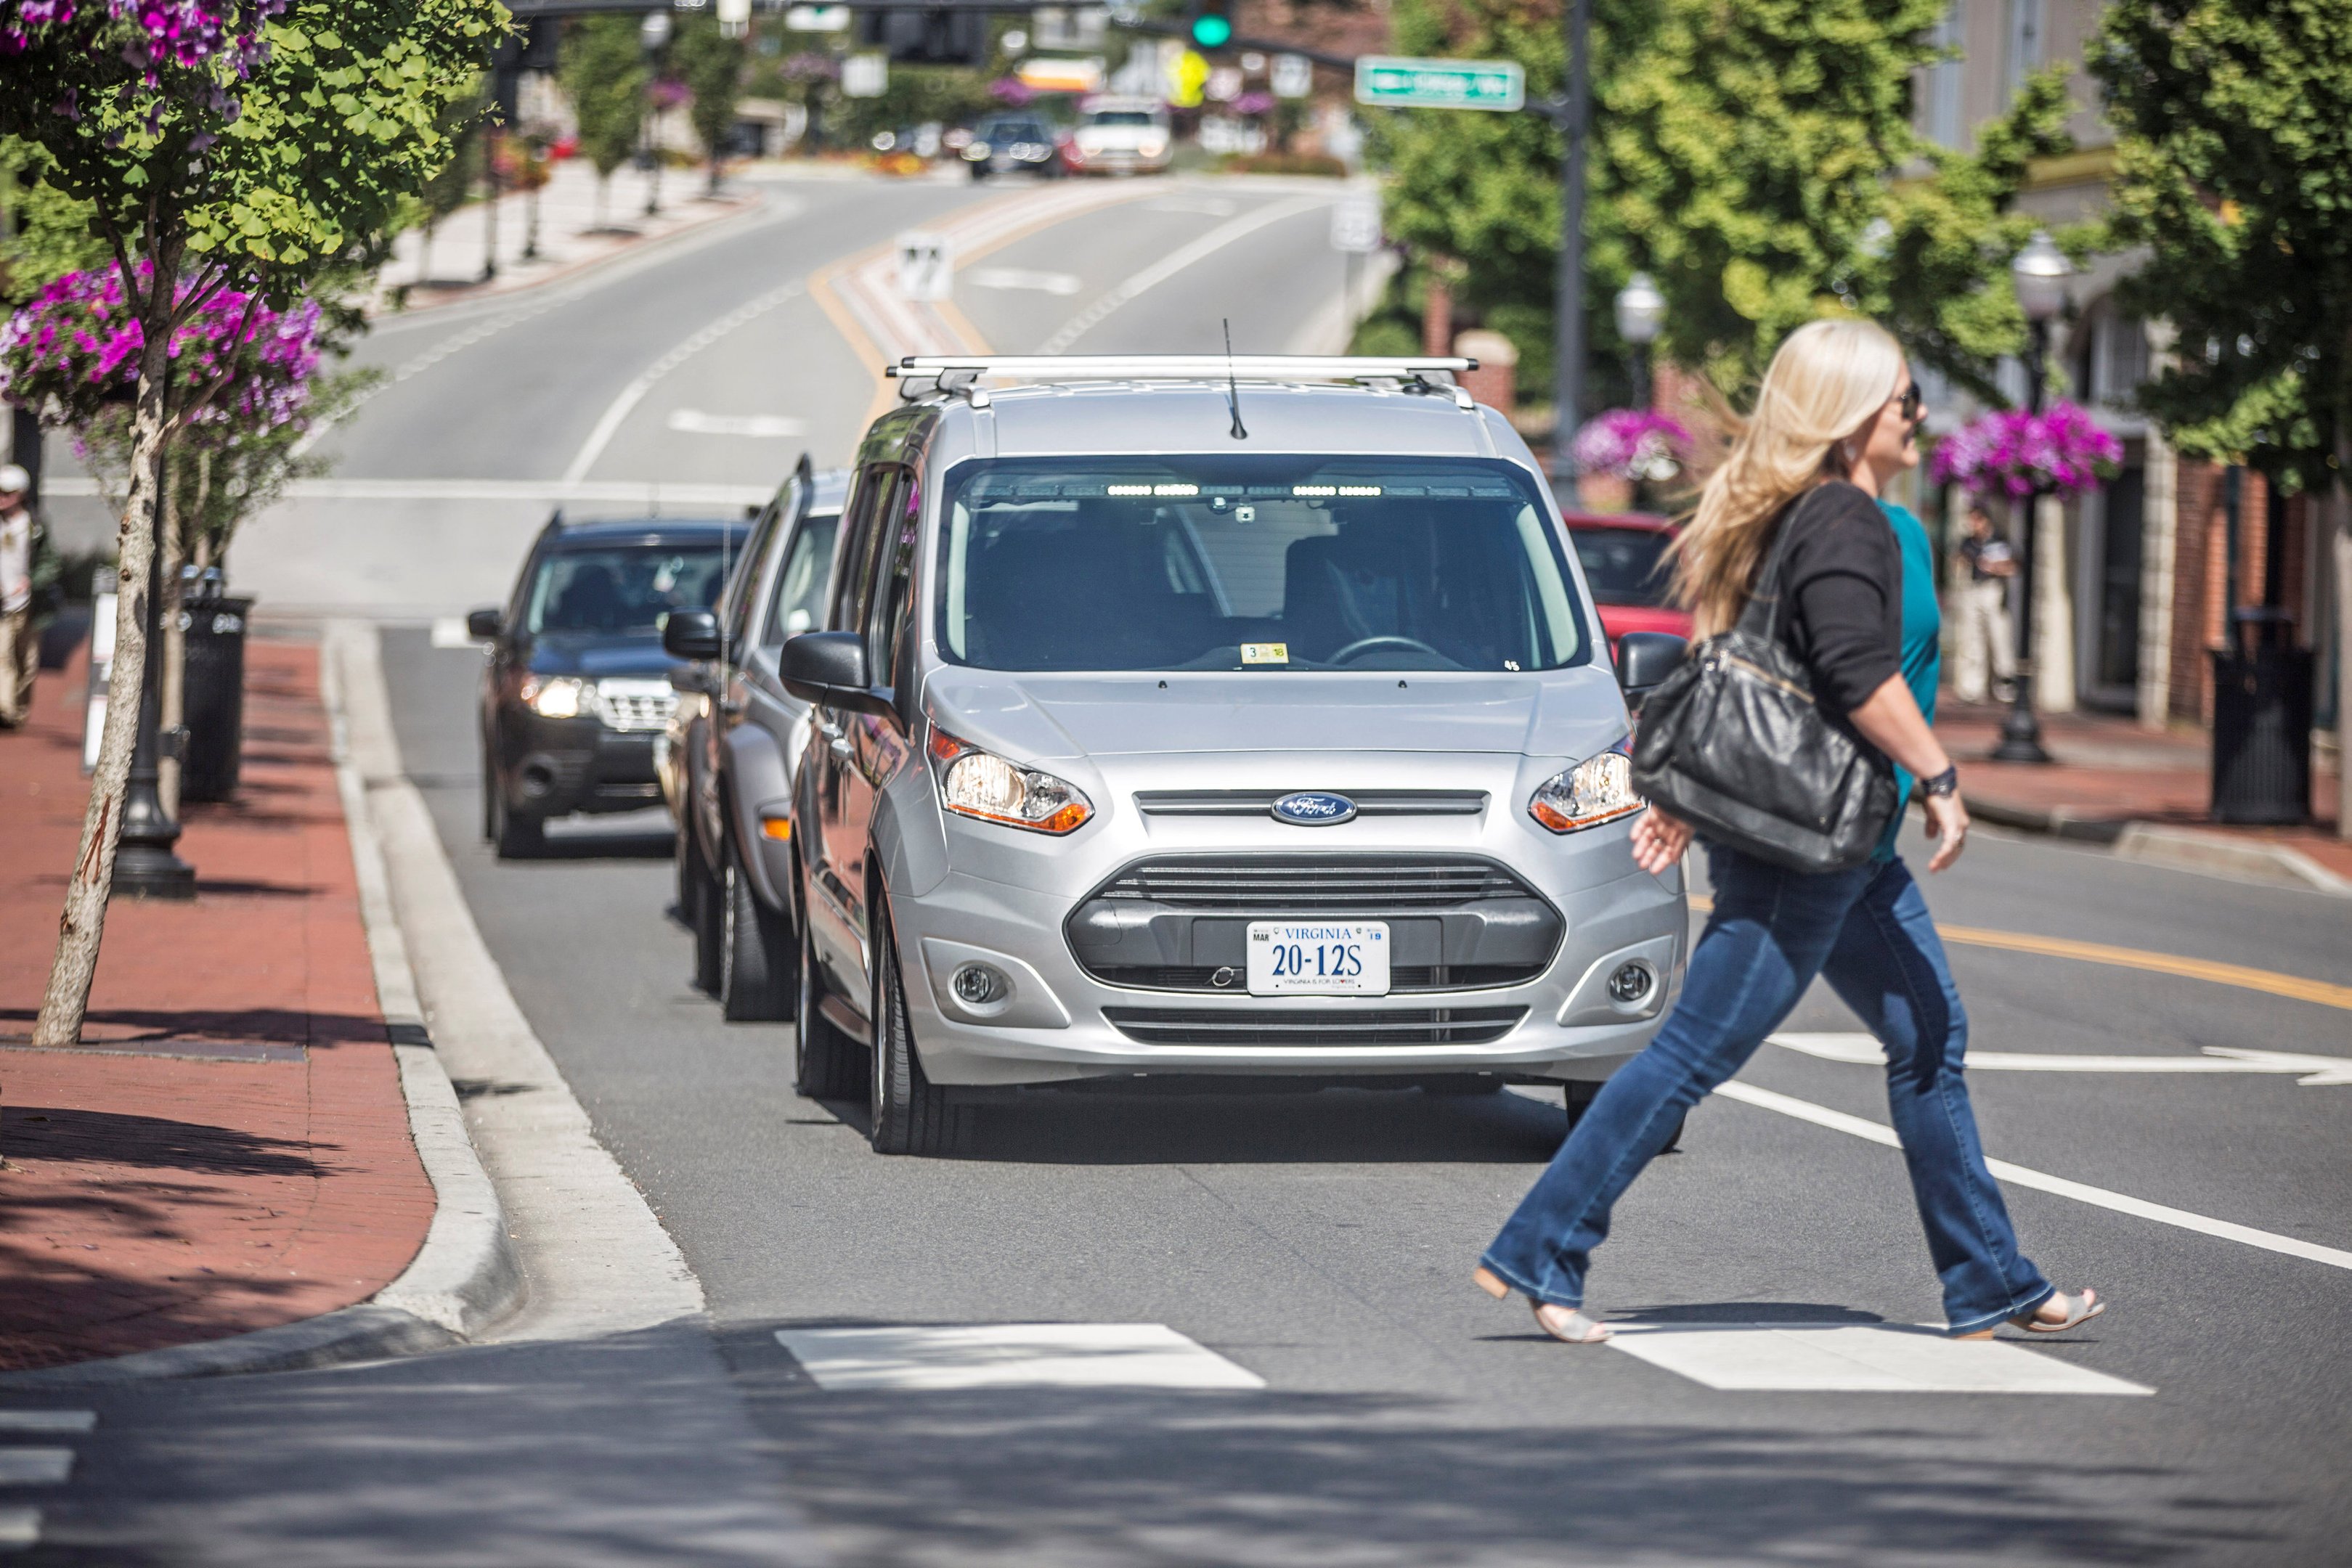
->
<box><xmin>1482</xmin><ymin>845</ymin><xmax>2053</xmax><ymax>1336</ymax></box>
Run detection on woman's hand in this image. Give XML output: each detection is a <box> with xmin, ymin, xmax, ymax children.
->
<box><xmin>1922</xmin><ymin>791</ymin><xmax>1970</xmax><ymax>873</ymax></box>
<box><xmin>1630</xmin><ymin>805</ymin><xmax>1693</xmax><ymax>875</ymax></box>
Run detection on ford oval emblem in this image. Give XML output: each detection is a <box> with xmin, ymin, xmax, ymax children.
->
<box><xmin>1272</xmin><ymin>791</ymin><xmax>1358</xmax><ymax>826</ymax></box>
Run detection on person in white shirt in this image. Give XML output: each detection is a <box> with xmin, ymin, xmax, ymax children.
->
<box><xmin>0</xmin><ymin>464</ymin><xmax>57</xmax><ymax>729</ymax></box>
<box><xmin>1949</xmin><ymin>504</ymin><xmax>2017</xmax><ymax>703</ymax></box>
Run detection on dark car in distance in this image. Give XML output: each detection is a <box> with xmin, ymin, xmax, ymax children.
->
<box><xmin>1562</xmin><ymin>510</ymin><xmax>1692</xmax><ymax>653</ymax></box>
<box><xmin>468</xmin><ymin>514</ymin><xmax>747</xmax><ymax>857</ymax></box>
<box><xmin>961</xmin><ymin>113</ymin><xmax>1063</xmax><ymax>179</ymax></box>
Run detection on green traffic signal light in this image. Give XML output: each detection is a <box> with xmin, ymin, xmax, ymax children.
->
<box><xmin>1189</xmin><ymin>12</ymin><xmax>1233</xmax><ymax>47</ymax></box>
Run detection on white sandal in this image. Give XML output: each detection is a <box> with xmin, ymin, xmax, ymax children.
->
<box><xmin>1958</xmin><ymin>1287</ymin><xmax>2104</xmax><ymax>1339</ymax></box>
<box><xmin>1474</xmin><ymin>1266</ymin><xmax>1614</xmax><ymax>1344</ymax></box>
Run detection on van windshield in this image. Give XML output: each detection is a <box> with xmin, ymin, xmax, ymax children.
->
<box><xmin>936</xmin><ymin>458</ymin><xmax>1590</xmax><ymax>673</ymax></box>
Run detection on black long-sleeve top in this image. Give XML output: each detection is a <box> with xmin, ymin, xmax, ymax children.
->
<box><xmin>1748</xmin><ymin>481</ymin><xmax>1902</xmax><ymax>716</ymax></box>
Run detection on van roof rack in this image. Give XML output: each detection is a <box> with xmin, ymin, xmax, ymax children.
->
<box><xmin>889</xmin><ymin>354</ymin><xmax>1476</xmax><ymax>383</ymax></box>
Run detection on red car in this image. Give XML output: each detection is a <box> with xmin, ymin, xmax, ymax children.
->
<box><xmin>1563</xmin><ymin>510</ymin><xmax>1690</xmax><ymax>653</ymax></box>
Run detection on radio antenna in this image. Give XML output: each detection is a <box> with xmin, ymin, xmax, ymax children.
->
<box><xmin>1222</xmin><ymin>318</ymin><xmax>1248</xmax><ymax>441</ymax></box>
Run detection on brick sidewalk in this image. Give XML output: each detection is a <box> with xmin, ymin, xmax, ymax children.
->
<box><xmin>1937</xmin><ymin>700</ymin><xmax>2352</xmax><ymax>885</ymax></box>
<box><xmin>0</xmin><ymin>636</ymin><xmax>434</xmax><ymax>1372</ymax></box>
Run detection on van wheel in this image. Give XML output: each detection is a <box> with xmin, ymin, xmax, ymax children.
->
<box><xmin>868</xmin><ymin>902</ymin><xmax>964</xmax><ymax>1156</ymax></box>
<box><xmin>793</xmin><ymin>864</ymin><xmax>860</xmax><ymax>1099</ymax></box>
<box><xmin>683</xmin><ymin>822</ymin><xmax>721</xmax><ymax>995</ymax></box>
<box><xmin>720</xmin><ymin>838</ymin><xmax>793</xmax><ymax>1021</ymax></box>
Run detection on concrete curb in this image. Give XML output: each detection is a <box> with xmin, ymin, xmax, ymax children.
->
<box><xmin>0</xmin><ymin>634</ymin><xmax>527</xmax><ymax>1389</ymax></box>
<box><xmin>1968</xmin><ymin>793</ymin><xmax>2351</xmax><ymax>898</ymax></box>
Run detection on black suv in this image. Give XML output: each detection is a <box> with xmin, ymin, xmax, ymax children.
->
<box><xmin>961</xmin><ymin>113</ymin><xmax>1062</xmax><ymax>179</ymax></box>
<box><xmin>470</xmin><ymin>514</ymin><xmax>746</xmax><ymax>857</ymax></box>
<box><xmin>661</xmin><ymin>461</ymin><xmax>850</xmax><ymax>1018</ymax></box>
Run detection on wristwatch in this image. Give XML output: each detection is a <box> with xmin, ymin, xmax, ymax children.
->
<box><xmin>1921</xmin><ymin>765</ymin><xmax>1960</xmax><ymax>799</ymax></box>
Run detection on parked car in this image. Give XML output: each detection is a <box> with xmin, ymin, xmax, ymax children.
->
<box><xmin>1059</xmin><ymin>97</ymin><xmax>1171</xmax><ymax>176</ymax></box>
<box><xmin>468</xmin><ymin>514</ymin><xmax>746</xmax><ymax>858</ymax></box>
<box><xmin>780</xmin><ymin>354</ymin><xmax>1690</xmax><ymax>1154</ymax></box>
<box><xmin>961</xmin><ymin>113</ymin><xmax>1063</xmax><ymax>179</ymax></box>
<box><xmin>659</xmin><ymin>459</ymin><xmax>853</xmax><ymax>1018</ymax></box>
<box><xmin>1562</xmin><ymin>510</ymin><xmax>1691</xmax><ymax>651</ymax></box>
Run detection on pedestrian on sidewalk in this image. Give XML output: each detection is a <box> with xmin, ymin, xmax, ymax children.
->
<box><xmin>1473</xmin><ymin>319</ymin><xmax>2103</xmax><ymax>1344</ymax></box>
<box><xmin>0</xmin><ymin>463</ymin><xmax>60</xmax><ymax>730</ymax></box>
<box><xmin>1950</xmin><ymin>503</ymin><xmax>2017</xmax><ymax>703</ymax></box>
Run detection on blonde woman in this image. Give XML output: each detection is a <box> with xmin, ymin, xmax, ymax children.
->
<box><xmin>1476</xmin><ymin>319</ymin><xmax>2103</xmax><ymax>1344</ymax></box>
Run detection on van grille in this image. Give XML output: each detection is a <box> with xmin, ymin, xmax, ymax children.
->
<box><xmin>1102</xmin><ymin>1005</ymin><xmax>1525</xmax><ymax>1048</ymax></box>
<box><xmin>1093</xmin><ymin>854</ymin><xmax>1531</xmax><ymax>911</ymax></box>
<box><xmin>1134</xmin><ymin>790</ymin><xmax>1487</xmax><ymax>817</ymax></box>
<box><xmin>1088</xmin><ymin>964</ymin><xmax>1533</xmax><ymax>994</ymax></box>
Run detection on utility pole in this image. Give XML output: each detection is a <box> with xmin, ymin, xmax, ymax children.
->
<box><xmin>1551</xmin><ymin>0</ymin><xmax>1592</xmax><ymax>460</ymax></box>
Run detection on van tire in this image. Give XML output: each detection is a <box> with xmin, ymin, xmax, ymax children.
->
<box><xmin>720</xmin><ymin>838</ymin><xmax>793</xmax><ymax>1021</ymax></box>
<box><xmin>868</xmin><ymin>901</ymin><xmax>964</xmax><ymax>1156</ymax></box>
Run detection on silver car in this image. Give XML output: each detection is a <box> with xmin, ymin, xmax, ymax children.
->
<box><xmin>784</xmin><ymin>356</ymin><xmax>1688</xmax><ymax>1154</ymax></box>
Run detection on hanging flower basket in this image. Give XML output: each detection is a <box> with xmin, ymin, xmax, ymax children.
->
<box><xmin>1570</xmin><ymin>409</ymin><xmax>1690</xmax><ymax>513</ymax></box>
<box><xmin>1931</xmin><ymin>401</ymin><xmax>2122</xmax><ymax>499</ymax></box>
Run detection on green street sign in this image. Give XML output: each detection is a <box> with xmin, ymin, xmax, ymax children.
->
<box><xmin>1353</xmin><ymin>55</ymin><xmax>1526</xmax><ymax>113</ymax></box>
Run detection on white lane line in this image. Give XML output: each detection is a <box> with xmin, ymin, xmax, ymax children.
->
<box><xmin>967</xmin><ymin>266</ymin><xmax>1082</xmax><ymax>295</ymax></box>
<box><xmin>0</xmin><ymin>1450</ymin><xmax>73</xmax><ymax>1485</ymax></box>
<box><xmin>1771</xmin><ymin>1032</ymin><xmax>2352</xmax><ymax>1085</ymax></box>
<box><xmin>1035</xmin><ymin>192</ymin><xmax>1335</xmax><ymax>354</ymax></box>
<box><xmin>664</xmin><ymin>409</ymin><xmax>809</xmax><ymax>438</ymax></box>
<box><xmin>42</xmin><ymin>476</ymin><xmax>774</xmax><ymax>506</ymax></box>
<box><xmin>0</xmin><ymin>1507</ymin><xmax>37</xmax><ymax>1551</ymax></box>
<box><xmin>1606</xmin><ymin>1323</ymin><xmax>2151</xmax><ymax>1395</ymax></box>
<box><xmin>1717</xmin><ymin>1080</ymin><xmax>2352</xmax><ymax>1273</ymax></box>
<box><xmin>561</xmin><ymin>277</ymin><xmax>809</xmax><ymax>483</ymax></box>
<box><xmin>775</xmin><ymin>1324</ymin><xmax>1266</xmax><ymax>1392</ymax></box>
<box><xmin>0</xmin><ymin>1415</ymin><xmax>93</xmax><ymax>1434</ymax></box>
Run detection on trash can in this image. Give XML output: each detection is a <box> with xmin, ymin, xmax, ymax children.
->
<box><xmin>181</xmin><ymin>595</ymin><xmax>252</xmax><ymax>804</ymax></box>
<box><xmin>2210</xmin><ymin>612</ymin><xmax>2313</xmax><ymax>825</ymax></box>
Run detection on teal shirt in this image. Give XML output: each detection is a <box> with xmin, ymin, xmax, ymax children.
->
<box><xmin>1877</xmin><ymin>500</ymin><xmax>1942</xmax><ymax>860</ymax></box>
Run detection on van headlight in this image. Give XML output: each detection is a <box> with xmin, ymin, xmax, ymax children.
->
<box><xmin>521</xmin><ymin>675</ymin><xmax>590</xmax><ymax>719</ymax></box>
<box><xmin>1528</xmin><ymin>738</ymin><xmax>1643</xmax><ymax>833</ymax></box>
<box><xmin>928</xmin><ymin>727</ymin><xmax>1094</xmax><ymax>834</ymax></box>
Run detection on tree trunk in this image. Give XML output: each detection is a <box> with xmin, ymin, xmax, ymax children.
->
<box><xmin>33</xmin><ymin>256</ymin><xmax>179</xmax><ymax>1048</ymax></box>
<box><xmin>158</xmin><ymin>447</ymin><xmax>185</xmax><ymax>820</ymax></box>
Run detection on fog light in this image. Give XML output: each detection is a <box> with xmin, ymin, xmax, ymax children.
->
<box><xmin>951</xmin><ymin>963</ymin><xmax>1009</xmax><ymax>1006</ymax></box>
<box><xmin>1607</xmin><ymin>962</ymin><xmax>1653</xmax><ymax>1005</ymax></box>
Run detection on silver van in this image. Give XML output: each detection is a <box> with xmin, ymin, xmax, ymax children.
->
<box><xmin>784</xmin><ymin>356</ymin><xmax>1688</xmax><ymax>1154</ymax></box>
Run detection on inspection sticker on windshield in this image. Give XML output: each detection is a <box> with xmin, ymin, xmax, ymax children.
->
<box><xmin>1240</xmin><ymin>642</ymin><xmax>1290</xmax><ymax>665</ymax></box>
<box><xmin>1248</xmin><ymin>922</ymin><xmax>1390</xmax><ymax>996</ymax></box>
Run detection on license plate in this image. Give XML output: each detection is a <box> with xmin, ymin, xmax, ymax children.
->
<box><xmin>1247</xmin><ymin>921</ymin><xmax>1391</xmax><ymax>996</ymax></box>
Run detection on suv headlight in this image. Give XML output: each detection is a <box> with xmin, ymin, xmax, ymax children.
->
<box><xmin>1529</xmin><ymin>738</ymin><xmax>1643</xmax><ymax>833</ymax></box>
<box><xmin>521</xmin><ymin>674</ymin><xmax>590</xmax><ymax>719</ymax></box>
<box><xmin>928</xmin><ymin>727</ymin><xmax>1093</xmax><ymax>834</ymax></box>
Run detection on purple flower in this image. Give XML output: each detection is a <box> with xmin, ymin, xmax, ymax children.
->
<box><xmin>1571</xmin><ymin>408</ymin><xmax>1693</xmax><ymax>481</ymax></box>
<box><xmin>1931</xmin><ymin>401</ymin><xmax>2121</xmax><ymax>499</ymax></box>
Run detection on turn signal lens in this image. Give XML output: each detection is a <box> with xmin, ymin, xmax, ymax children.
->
<box><xmin>1529</xmin><ymin>739</ymin><xmax>1643</xmax><ymax>833</ymax></box>
<box><xmin>760</xmin><ymin>816</ymin><xmax>792</xmax><ymax>841</ymax></box>
<box><xmin>929</xmin><ymin>727</ymin><xmax>1094</xmax><ymax>835</ymax></box>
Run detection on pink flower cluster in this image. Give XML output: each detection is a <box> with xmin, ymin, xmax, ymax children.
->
<box><xmin>0</xmin><ymin>263</ymin><xmax>322</xmax><ymax>436</ymax></box>
<box><xmin>1571</xmin><ymin>408</ymin><xmax>1693</xmax><ymax>481</ymax></box>
<box><xmin>2</xmin><ymin>0</ymin><xmax>283</xmax><ymax>82</ymax></box>
<box><xmin>1930</xmin><ymin>401</ymin><xmax>2122</xmax><ymax>499</ymax></box>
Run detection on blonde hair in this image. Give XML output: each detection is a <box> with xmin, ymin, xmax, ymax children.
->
<box><xmin>1671</xmin><ymin>318</ymin><xmax>1907</xmax><ymax>637</ymax></box>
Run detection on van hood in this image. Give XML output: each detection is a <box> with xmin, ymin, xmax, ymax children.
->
<box><xmin>923</xmin><ymin>669</ymin><xmax>1629</xmax><ymax>764</ymax></box>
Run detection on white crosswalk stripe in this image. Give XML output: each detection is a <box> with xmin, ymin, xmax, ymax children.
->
<box><xmin>776</xmin><ymin>1323</ymin><xmax>1266</xmax><ymax>1392</ymax></box>
<box><xmin>0</xmin><ymin>1410</ymin><xmax>96</xmax><ymax>1554</ymax></box>
<box><xmin>0</xmin><ymin>1414</ymin><xmax>92</xmax><ymax>1434</ymax></box>
<box><xmin>1607</xmin><ymin>1323</ymin><xmax>2152</xmax><ymax>1395</ymax></box>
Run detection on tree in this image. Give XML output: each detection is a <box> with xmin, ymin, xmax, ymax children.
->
<box><xmin>561</xmin><ymin>15</ymin><xmax>649</xmax><ymax>229</ymax></box>
<box><xmin>0</xmin><ymin>0</ymin><xmax>500</xmax><ymax>1047</ymax></box>
<box><xmin>672</xmin><ymin>15</ymin><xmax>746</xmax><ymax>195</ymax></box>
<box><xmin>1370</xmin><ymin>0</ymin><xmax>2078</xmax><ymax>408</ymax></box>
<box><xmin>2091</xmin><ymin>0</ymin><xmax>2352</xmax><ymax>838</ymax></box>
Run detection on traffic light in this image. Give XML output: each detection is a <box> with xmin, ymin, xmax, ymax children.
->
<box><xmin>1188</xmin><ymin>0</ymin><xmax>1234</xmax><ymax>52</ymax></box>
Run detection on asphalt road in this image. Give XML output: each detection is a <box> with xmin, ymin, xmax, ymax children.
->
<box><xmin>17</xmin><ymin>170</ymin><xmax>2352</xmax><ymax>1567</ymax></box>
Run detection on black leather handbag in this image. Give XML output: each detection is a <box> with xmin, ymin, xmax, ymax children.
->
<box><xmin>1629</xmin><ymin>490</ymin><xmax>1899</xmax><ymax>873</ymax></box>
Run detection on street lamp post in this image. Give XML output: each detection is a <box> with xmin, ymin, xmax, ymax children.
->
<box><xmin>1550</xmin><ymin>0</ymin><xmax>1592</xmax><ymax>457</ymax></box>
<box><xmin>1991</xmin><ymin>229</ymin><xmax>2071</xmax><ymax>765</ymax></box>
<box><xmin>1614</xmin><ymin>271</ymin><xmax>1664</xmax><ymax>412</ymax></box>
<box><xmin>640</xmin><ymin>12</ymin><xmax>670</xmax><ymax>219</ymax></box>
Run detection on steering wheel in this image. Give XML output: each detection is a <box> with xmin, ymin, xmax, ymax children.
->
<box><xmin>1326</xmin><ymin>634</ymin><xmax>1444</xmax><ymax>666</ymax></box>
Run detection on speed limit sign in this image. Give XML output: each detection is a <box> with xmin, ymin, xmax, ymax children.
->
<box><xmin>1329</xmin><ymin>193</ymin><xmax>1383</xmax><ymax>254</ymax></box>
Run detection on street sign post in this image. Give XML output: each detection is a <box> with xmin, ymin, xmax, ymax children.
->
<box><xmin>1351</xmin><ymin>55</ymin><xmax>1523</xmax><ymax>112</ymax></box>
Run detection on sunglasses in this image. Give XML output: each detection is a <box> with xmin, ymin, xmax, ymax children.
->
<box><xmin>1897</xmin><ymin>383</ymin><xmax>1924</xmax><ymax>424</ymax></box>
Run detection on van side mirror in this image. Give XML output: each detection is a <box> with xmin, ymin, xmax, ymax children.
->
<box><xmin>782</xmin><ymin>631</ymin><xmax>894</xmax><ymax>716</ymax></box>
<box><xmin>465</xmin><ymin>607</ymin><xmax>502</xmax><ymax>641</ymax></box>
<box><xmin>1616</xmin><ymin>632</ymin><xmax>1688</xmax><ymax>710</ymax></box>
<box><xmin>663</xmin><ymin>608</ymin><xmax>723</xmax><ymax>661</ymax></box>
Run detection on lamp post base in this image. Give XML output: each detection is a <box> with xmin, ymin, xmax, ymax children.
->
<box><xmin>1990</xmin><ymin>672</ymin><xmax>2053</xmax><ymax>764</ymax></box>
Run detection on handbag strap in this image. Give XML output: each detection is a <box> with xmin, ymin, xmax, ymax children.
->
<box><xmin>1732</xmin><ymin>485</ymin><xmax>1827</xmax><ymax>642</ymax></box>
